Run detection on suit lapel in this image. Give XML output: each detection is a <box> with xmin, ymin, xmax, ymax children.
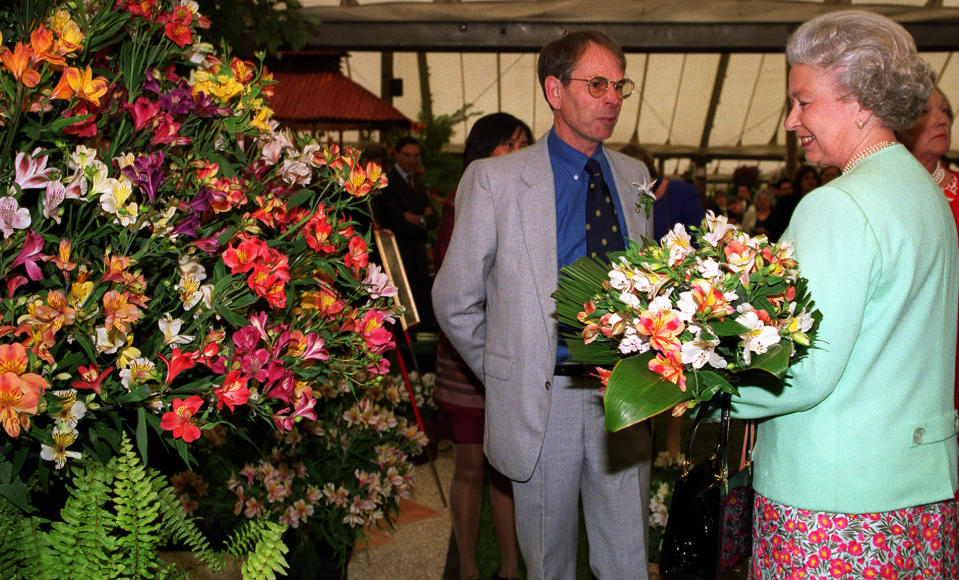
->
<box><xmin>608</xmin><ymin>152</ymin><xmax>653</xmax><ymax>243</ymax></box>
<box><xmin>517</xmin><ymin>140</ymin><xmax>560</xmax><ymax>336</ymax></box>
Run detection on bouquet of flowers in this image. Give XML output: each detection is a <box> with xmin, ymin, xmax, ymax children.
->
<box><xmin>553</xmin><ymin>212</ymin><xmax>820</xmax><ymax>431</ymax></box>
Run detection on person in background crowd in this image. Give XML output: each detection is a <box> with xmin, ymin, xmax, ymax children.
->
<box><xmin>820</xmin><ymin>165</ymin><xmax>841</xmax><ymax>183</ymax></box>
<box><xmin>741</xmin><ymin>189</ymin><xmax>775</xmax><ymax>237</ymax></box>
<box><xmin>900</xmin><ymin>85</ymin><xmax>959</xmax><ymax>500</ymax></box>
<box><xmin>433</xmin><ymin>30</ymin><xmax>654</xmax><ymax>579</ymax></box>
<box><xmin>767</xmin><ymin>174</ymin><xmax>801</xmax><ymax>241</ymax></box>
<box><xmin>433</xmin><ymin>112</ymin><xmax>531</xmax><ymax>580</ymax></box>
<box><xmin>730</xmin><ymin>11</ymin><xmax>958</xmax><ymax>578</ymax></box>
<box><xmin>373</xmin><ymin>136</ymin><xmax>439</xmax><ymax>331</ymax></box>
<box><xmin>621</xmin><ymin>144</ymin><xmax>705</xmax><ymax>240</ymax></box>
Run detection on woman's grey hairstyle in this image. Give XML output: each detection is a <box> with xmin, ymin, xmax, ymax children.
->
<box><xmin>786</xmin><ymin>10</ymin><xmax>933</xmax><ymax>131</ymax></box>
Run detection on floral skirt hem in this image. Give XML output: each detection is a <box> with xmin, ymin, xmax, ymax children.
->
<box><xmin>750</xmin><ymin>493</ymin><xmax>959</xmax><ymax>580</ymax></box>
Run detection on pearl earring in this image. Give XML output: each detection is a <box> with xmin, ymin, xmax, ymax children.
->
<box><xmin>856</xmin><ymin>119</ymin><xmax>864</xmax><ymax>129</ymax></box>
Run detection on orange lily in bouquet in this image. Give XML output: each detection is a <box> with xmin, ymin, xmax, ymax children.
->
<box><xmin>553</xmin><ymin>212</ymin><xmax>820</xmax><ymax>431</ymax></box>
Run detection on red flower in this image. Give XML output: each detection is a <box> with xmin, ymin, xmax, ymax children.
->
<box><xmin>71</xmin><ymin>363</ymin><xmax>113</xmax><ymax>394</ymax></box>
<box><xmin>160</xmin><ymin>395</ymin><xmax>204</xmax><ymax>442</ymax></box>
<box><xmin>344</xmin><ymin>236</ymin><xmax>369</xmax><ymax>272</ymax></box>
<box><xmin>223</xmin><ymin>238</ymin><xmax>265</xmax><ymax>274</ymax></box>
<box><xmin>161</xmin><ymin>10</ymin><xmax>193</xmax><ymax>48</ymax></box>
<box><xmin>158</xmin><ymin>348</ymin><xmax>196</xmax><ymax>384</ymax></box>
<box><xmin>214</xmin><ymin>370</ymin><xmax>249</xmax><ymax>411</ymax></box>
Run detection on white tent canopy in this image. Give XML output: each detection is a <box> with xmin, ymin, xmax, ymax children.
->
<box><xmin>299</xmin><ymin>0</ymin><xmax>959</xmax><ymax>187</ymax></box>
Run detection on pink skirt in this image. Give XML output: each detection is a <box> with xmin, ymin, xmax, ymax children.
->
<box><xmin>750</xmin><ymin>493</ymin><xmax>959</xmax><ymax>579</ymax></box>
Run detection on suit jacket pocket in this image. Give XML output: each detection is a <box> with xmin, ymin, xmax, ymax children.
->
<box><xmin>484</xmin><ymin>350</ymin><xmax>512</xmax><ymax>382</ymax></box>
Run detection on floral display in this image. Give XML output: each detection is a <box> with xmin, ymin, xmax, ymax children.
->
<box><xmin>0</xmin><ymin>0</ymin><xmax>422</xmax><ymax>573</ymax></box>
<box><xmin>553</xmin><ymin>211</ymin><xmax>820</xmax><ymax>430</ymax></box>
<box><xmin>648</xmin><ymin>451</ymin><xmax>684</xmax><ymax>562</ymax></box>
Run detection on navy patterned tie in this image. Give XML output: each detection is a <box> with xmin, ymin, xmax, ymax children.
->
<box><xmin>585</xmin><ymin>158</ymin><xmax>624</xmax><ymax>259</ymax></box>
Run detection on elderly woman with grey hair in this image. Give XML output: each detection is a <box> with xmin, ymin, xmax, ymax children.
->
<box><xmin>727</xmin><ymin>10</ymin><xmax>959</xmax><ymax>578</ymax></box>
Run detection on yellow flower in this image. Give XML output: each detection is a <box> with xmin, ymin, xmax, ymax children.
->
<box><xmin>68</xmin><ymin>281</ymin><xmax>94</xmax><ymax>308</ymax></box>
<box><xmin>250</xmin><ymin>106</ymin><xmax>274</xmax><ymax>132</ymax></box>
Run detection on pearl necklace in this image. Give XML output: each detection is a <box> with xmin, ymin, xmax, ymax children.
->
<box><xmin>932</xmin><ymin>161</ymin><xmax>946</xmax><ymax>186</ymax></box>
<box><xmin>842</xmin><ymin>141</ymin><xmax>898</xmax><ymax>174</ymax></box>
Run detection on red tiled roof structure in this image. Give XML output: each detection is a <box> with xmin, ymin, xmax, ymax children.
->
<box><xmin>269</xmin><ymin>51</ymin><xmax>410</xmax><ymax>132</ymax></box>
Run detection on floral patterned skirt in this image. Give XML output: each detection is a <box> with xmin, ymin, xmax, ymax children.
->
<box><xmin>750</xmin><ymin>493</ymin><xmax>959</xmax><ymax>580</ymax></box>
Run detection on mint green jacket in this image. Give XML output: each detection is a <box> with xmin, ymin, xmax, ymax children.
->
<box><xmin>731</xmin><ymin>145</ymin><xmax>959</xmax><ymax>513</ymax></box>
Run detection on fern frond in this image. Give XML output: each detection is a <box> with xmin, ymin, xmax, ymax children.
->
<box><xmin>44</xmin><ymin>460</ymin><xmax>119</xmax><ymax>580</ymax></box>
<box><xmin>223</xmin><ymin>519</ymin><xmax>264</xmax><ymax>558</ymax></box>
<box><xmin>239</xmin><ymin>520</ymin><xmax>289</xmax><ymax>580</ymax></box>
<box><xmin>0</xmin><ymin>497</ymin><xmax>46</xmax><ymax>578</ymax></box>
<box><xmin>152</xmin><ymin>470</ymin><xmax>224</xmax><ymax>571</ymax></box>
<box><xmin>113</xmin><ymin>433</ymin><xmax>164</xmax><ymax>578</ymax></box>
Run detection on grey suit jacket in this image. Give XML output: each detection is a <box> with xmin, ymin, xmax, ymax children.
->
<box><xmin>432</xmin><ymin>136</ymin><xmax>652</xmax><ymax>481</ymax></box>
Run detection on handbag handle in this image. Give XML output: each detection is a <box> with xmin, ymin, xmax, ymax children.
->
<box><xmin>682</xmin><ymin>393</ymin><xmax>733</xmax><ymax>491</ymax></box>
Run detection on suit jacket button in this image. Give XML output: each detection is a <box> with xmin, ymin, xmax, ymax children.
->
<box><xmin>912</xmin><ymin>427</ymin><xmax>925</xmax><ymax>445</ymax></box>
<box><xmin>544</xmin><ymin>380</ymin><xmax>551</xmax><ymax>390</ymax></box>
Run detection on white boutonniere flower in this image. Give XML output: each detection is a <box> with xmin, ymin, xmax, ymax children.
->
<box><xmin>633</xmin><ymin>179</ymin><xmax>655</xmax><ymax>215</ymax></box>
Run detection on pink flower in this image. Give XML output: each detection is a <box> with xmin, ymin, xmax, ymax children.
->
<box><xmin>0</xmin><ymin>197</ymin><xmax>32</xmax><ymax>238</ymax></box>
<box><xmin>43</xmin><ymin>181</ymin><xmax>67</xmax><ymax>223</ymax></box>
<box><xmin>299</xmin><ymin>333</ymin><xmax>329</xmax><ymax>361</ymax></box>
<box><xmin>12</xmin><ymin>231</ymin><xmax>45</xmax><ymax>281</ymax></box>
<box><xmin>123</xmin><ymin>96</ymin><xmax>162</xmax><ymax>131</ymax></box>
<box><xmin>13</xmin><ymin>148</ymin><xmax>55</xmax><ymax>190</ymax></box>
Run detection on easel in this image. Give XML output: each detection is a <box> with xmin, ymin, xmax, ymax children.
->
<box><xmin>371</xmin><ymin>224</ymin><xmax>447</xmax><ymax>508</ymax></box>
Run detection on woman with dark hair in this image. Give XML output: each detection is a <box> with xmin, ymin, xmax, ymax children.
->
<box><xmin>730</xmin><ymin>10</ymin><xmax>958</xmax><ymax>578</ymax></box>
<box><xmin>433</xmin><ymin>112</ymin><xmax>531</xmax><ymax>580</ymax></box>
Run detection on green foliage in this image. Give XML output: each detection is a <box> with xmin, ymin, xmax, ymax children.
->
<box><xmin>0</xmin><ymin>432</ymin><xmax>289</xmax><ymax>579</ymax></box>
<box><xmin>195</xmin><ymin>0</ymin><xmax>316</xmax><ymax>56</ymax></box>
<box><xmin>240</xmin><ymin>520</ymin><xmax>290</xmax><ymax>580</ymax></box>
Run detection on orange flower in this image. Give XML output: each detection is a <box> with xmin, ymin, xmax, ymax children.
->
<box><xmin>67</xmin><ymin>66</ymin><xmax>109</xmax><ymax>106</ymax></box>
<box><xmin>0</xmin><ymin>343</ymin><xmax>49</xmax><ymax>437</ymax></box>
<box><xmin>1</xmin><ymin>42</ymin><xmax>41</xmax><ymax>88</ymax></box>
<box><xmin>30</xmin><ymin>25</ymin><xmax>64</xmax><ymax>67</ymax></box>
<box><xmin>636</xmin><ymin>309</ymin><xmax>684</xmax><ymax>353</ymax></box>
<box><xmin>102</xmin><ymin>290</ymin><xmax>142</xmax><ymax>333</ymax></box>
<box><xmin>649</xmin><ymin>349</ymin><xmax>686</xmax><ymax>391</ymax></box>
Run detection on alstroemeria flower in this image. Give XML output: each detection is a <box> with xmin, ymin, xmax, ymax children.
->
<box><xmin>158</xmin><ymin>348</ymin><xmax>196</xmax><ymax>384</ymax></box>
<box><xmin>344</xmin><ymin>236</ymin><xmax>369</xmax><ymax>272</ymax></box>
<box><xmin>0</xmin><ymin>42</ymin><xmax>41</xmax><ymax>87</ymax></box>
<box><xmin>159</xmin><ymin>313</ymin><xmax>194</xmax><ymax>346</ymax></box>
<box><xmin>121</xmin><ymin>151</ymin><xmax>165</xmax><ymax>205</ymax></box>
<box><xmin>648</xmin><ymin>349</ymin><xmax>687</xmax><ymax>391</ymax></box>
<box><xmin>12</xmin><ymin>148</ymin><xmax>56</xmax><ymax>190</ymax></box>
<box><xmin>681</xmin><ymin>336</ymin><xmax>727</xmax><ymax>370</ymax></box>
<box><xmin>0</xmin><ymin>343</ymin><xmax>49</xmax><ymax>437</ymax></box>
<box><xmin>635</xmin><ymin>309</ymin><xmax>684</xmax><ymax>353</ymax></box>
<box><xmin>40</xmin><ymin>430</ymin><xmax>81</xmax><ymax>469</ymax></box>
<box><xmin>12</xmin><ymin>231</ymin><xmax>45</xmax><ymax>281</ymax></box>
<box><xmin>663</xmin><ymin>223</ymin><xmax>694</xmax><ymax>266</ymax></box>
<box><xmin>214</xmin><ymin>370</ymin><xmax>250</xmax><ymax>412</ymax></box>
<box><xmin>676</xmin><ymin>281</ymin><xmax>737</xmax><ymax>321</ymax></box>
<box><xmin>736</xmin><ymin>310</ymin><xmax>781</xmax><ymax>365</ymax></box>
<box><xmin>118</xmin><ymin>357</ymin><xmax>156</xmax><ymax>389</ymax></box>
<box><xmin>102</xmin><ymin>290</ymin><xmax>142</xmax><ymax>333</ymax></box>
<box><xmin>223</xmin><ymin>237</ymin><xmax>265</xmax><ymax>274</ymax></box>
<box><xmin>702</xmin><ymin>211</ymin><xmax>737</xmax><ymax>246</ymax></box>
<box><xmin>124</xmin><ymin>96</ymin><xmax>162</xmax><ymax>131</ymax></box>
<box><xmin>0</xmin><ymin>197</ymin><xmax>32</xmax><ymax>239</ymax></box>
<box><xmin>71</xmin><ymin>363</ymin><xmax>113</xmax><ymax>394</ymax></box>
<box><xmin>362</xmin><ymin>264</ymin><xmax>397</xmax><ymax>299</ymax></box>
<box><xmin>160</xmin><ymin>395</ymin><xmax>204</xmax><ymax>443</ymax></box>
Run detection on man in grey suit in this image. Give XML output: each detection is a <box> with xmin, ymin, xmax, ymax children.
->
<box><xmin>433</xmin><ymin>30</ymin><xmax>653</xmax><ymax>579</ymax></box>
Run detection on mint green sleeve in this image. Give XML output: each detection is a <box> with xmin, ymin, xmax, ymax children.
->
<box><xmin>729</xmin><ymin>186</ymin><xmax>880</xmax><ymax>418</ymax></box>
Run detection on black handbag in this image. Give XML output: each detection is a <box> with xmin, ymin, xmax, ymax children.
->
<box><xmin>658</xmin><ymin>393</ymin><xmax>754</xmax><ymax>579</ymax></box>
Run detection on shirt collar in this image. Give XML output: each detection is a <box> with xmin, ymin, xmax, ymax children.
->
<box><xmin>547</xmin><ymin>128</ymin><xmax>608</xmax><ymax>175</ymax></box>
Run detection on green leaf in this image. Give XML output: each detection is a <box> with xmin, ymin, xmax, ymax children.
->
<box><xmin>708</xmin><ymin>317</ymin><xmax>749</xmax><ymax>337</ymax></box>
<box><xmin>0</xmin><ymin>479</ymin><xmax>30</xmax><ymax>512</ymax></box>
<box><xmin>216</xmin><ymin>303</ymin><xmax>252</xmax><ymax>328</ymax></box>
<box><xmin>602</xmin><ymin>352</ymin><xmax>690</xmax><ymax>431</ymax></box>
<box><xmin>746</xmin><ymin>342</ymin><xmax>791</xmax><ymax>379</ymax></box>
<box><xmin>286</xmin><ymin>188</ymin><xmax>314</xmax><ymax>209</ymax></box>
<box><xmin>136</xmin><ymin>407</ymin><xmax>148</xmax><ymax>466</ymax></box>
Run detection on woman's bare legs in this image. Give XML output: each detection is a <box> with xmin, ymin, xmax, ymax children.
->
<box><xmin>489</xmin><ymin>468</ymin><xmax>520</xmax><ymax>579</ymax></box>
<box><xmin>450</xmin><ymin>443</ymin><xmax>485</xmax><ymax>580</ymax></box>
